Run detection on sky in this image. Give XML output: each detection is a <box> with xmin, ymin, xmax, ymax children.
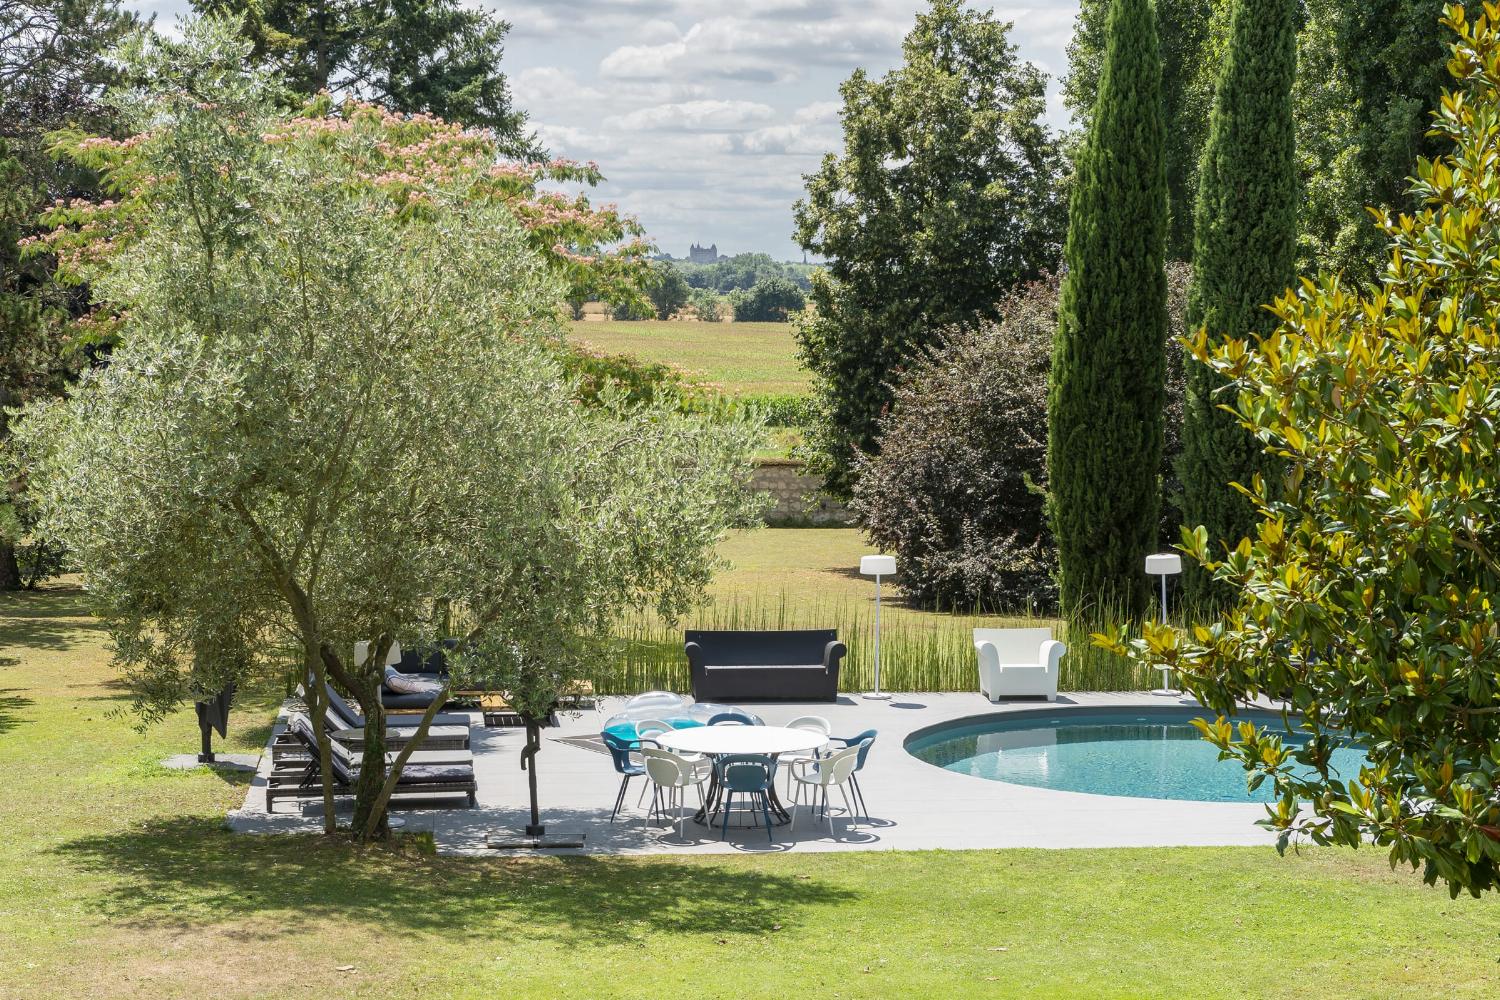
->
<box><xmin>126</xmin><ymin>2</ymin><xmax>1082</xmax><ymax>261</ymax></box>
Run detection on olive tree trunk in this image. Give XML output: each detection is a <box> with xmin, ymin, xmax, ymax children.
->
<box><xmin>352</xmin><ymin>675</ymin><xmax>389</xmax><ymax>839</ymax></box>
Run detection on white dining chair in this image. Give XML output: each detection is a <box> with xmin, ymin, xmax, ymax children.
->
<box><xmin>781</xmin><ymin>715</ymin><xmax>832</xmax><ymax>795</ymax></box>
<box><xmin>789</xmin><ymin>743</ymin><xmax>861</xmax><ymax>837</ymax></box>
<box><xmin>641</xmin><ymin>747</ymin><xmax>704</xmax><ymax>839</ymax></box>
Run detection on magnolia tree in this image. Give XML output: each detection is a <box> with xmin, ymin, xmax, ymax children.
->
<box><xmin>14</xmin><ymin>19</ymin><xmax>762</xmax><ymax>840</ymax></box>
<box><xmin>1100</xmin><ymin>3</ymin><xmax>1500</xmax><ymax>897</ymax></box>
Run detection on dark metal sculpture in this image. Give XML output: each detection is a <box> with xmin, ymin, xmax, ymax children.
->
<box><xmin>194</xmin><ymin>684</ymin><xmax>236</xmax><ymax>763</ymax></box>
<box><xmin>487</xmin><ymin>708</ymin><xmax>586</xmax><ymax>850</ymax></box>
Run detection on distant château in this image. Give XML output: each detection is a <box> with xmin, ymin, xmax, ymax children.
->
<box><xmin>688</xmin><ymin>242</ymin><xmax>725</xmax><ymax>264</ymax></box>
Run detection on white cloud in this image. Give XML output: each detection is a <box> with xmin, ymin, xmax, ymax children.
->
<box><xmin>123</xmin><ymin>0</ymin><xmax>1084</xmax><ymax>258</ymax></box>
<box><xmin>599</xmin><ymin>38</ymin><xmax>690</xmax><ymax>79</ymax></box>
<box><xmin>607</xmin><ymin>99</ymin><xmax>775</xmax><ymax>132</ymax></box>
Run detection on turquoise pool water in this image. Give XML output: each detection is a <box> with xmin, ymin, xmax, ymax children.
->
<box><xmin>905</xmin><ymin>710</ymin><xmax>1366</xmax><ymax>803</ymax></box>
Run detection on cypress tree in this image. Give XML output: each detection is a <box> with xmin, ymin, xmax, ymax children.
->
<box><xmin>1048</xmin><ymin>0</ymin><xmax>1169</xmax><ymax>619</ymax></box>
<box><xmin>1179</xmin><ymin>0</ymin><xmax>1298</xmax><ymax>603</ymax></box>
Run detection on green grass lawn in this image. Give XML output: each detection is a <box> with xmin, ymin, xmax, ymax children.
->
<box><xmin>568</xmin><ymin>319</ymin><xmax>809</xmax><ymax>395</ymax></box>
<box><xmin>3</xmin><ymin>583</ymin><xmax>1497</xmax><ymax>999</ymax></box>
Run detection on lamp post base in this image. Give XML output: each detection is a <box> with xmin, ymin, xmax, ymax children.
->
<box><xmin>487</xmin><ymin>832</ymin><xmax>587</xmax><ymax>850</ymax></box>
<box><xmin>861</xmin><ymin>691</ymin><xmax>892</xmax><ymax>701</ymax></box>
<box><xmin>1152</xmin><ymin>666</ymin><xmax>1177</xmax><ymax>697</ymax></box>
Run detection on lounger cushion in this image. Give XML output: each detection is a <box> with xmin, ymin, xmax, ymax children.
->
<box><xmin>384</xmin><ymin>665</ymin><xmax>443</xmax><ymax>696</ymax></box>
<box><xmin>400</xmin><ymin>764</ymin><xmax>475</xmax><ymax>784</ymax></box>
<box><xmin>332</xmin><ymin>723</ymin><xmax>471</xmax><ymax>744</ymax></box>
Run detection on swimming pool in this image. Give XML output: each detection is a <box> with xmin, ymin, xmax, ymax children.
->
<box><xmin>905</xmin><ymin>708</ymin><xmax>1366</xmax><ymax>803</ymax></box>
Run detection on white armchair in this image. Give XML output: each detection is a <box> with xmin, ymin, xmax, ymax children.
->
<box><xmin>974</xmin><ymin>628</ymin><xmax>1066</xmax><ymax>702</ymax></box>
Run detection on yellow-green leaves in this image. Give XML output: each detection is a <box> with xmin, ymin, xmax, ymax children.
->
<box><xmin>1117</xmin><ymin>5</ymin><xmax>1500</xmax><ymax>897</ymax></box>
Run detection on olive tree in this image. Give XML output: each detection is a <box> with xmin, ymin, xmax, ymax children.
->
<box><xmin>1099</xmin><ymin>3</ymin><xmax>1500</xmax><ymax>897</ymax></box>
<box><xmin>14</xmin><ymin>20</ymin><xmax>762</xmax><ymax>840</ymax></box>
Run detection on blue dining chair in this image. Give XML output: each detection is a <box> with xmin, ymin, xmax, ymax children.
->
<box><xmin>716</xmin><ymin>754</ymin><xmax>776</xmax><ymax>842</ymax></box>
<box><xmin>707</xmin><ymin>712</ymin><xmax>755</xmax><ymax>726</ymax></box>
<box><xmin>601</xmin><ymin>731</ymin><xmax>646</xmax><ymax>823</ymax></box>
<box><xmin>828</xmin><ymin>729</ymin><xmax>877</xmax><ymax>821</ymax></box>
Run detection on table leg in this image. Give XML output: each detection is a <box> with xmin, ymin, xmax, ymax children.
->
<box><xmin>690</xmin><ymin>754</ymin><xmax>794</xmax><ymax>827</ymax></box>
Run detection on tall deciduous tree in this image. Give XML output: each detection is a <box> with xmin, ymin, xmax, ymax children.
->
<box><xmin>793</xmin><ymin>0</ymin><xmax>1064</xmax><ymax>495</ymax></box>
<box><xmin>0</xmin><ymin>0</ymin><xmax>139</xmax><ymax>589</ymax></box>
<box><xmin>1179</xmin><ymin>0</ymin><xmax>1299</xmax><ymax>604</ymax></box>
<box><xmin>195</xmin><ymin>0</ymin><xmax>538</xmax><ymax>154</ymax></box>
<box><xmin>1102</xmin><ymin>3</ymin><xmax>1500</xmax><ymax>898</ymax></box>
<box><xmin>1047</xmin><ymin>0</ymin><xmax>1168</xmax><ymax>619</ymax></box>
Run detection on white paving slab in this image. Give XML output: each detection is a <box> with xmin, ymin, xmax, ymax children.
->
<box><xmin>229</xmin><ymin>692</ymin><xmax>1285</xmax><ymax>855</ymax></box>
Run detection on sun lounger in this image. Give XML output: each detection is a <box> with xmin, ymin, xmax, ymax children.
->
<box><xmin>267</xmin><ymin>713</ymin><xmax>478</xmax><ymax>813</ymax></box>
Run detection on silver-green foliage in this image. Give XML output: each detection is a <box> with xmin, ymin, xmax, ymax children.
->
<box><xmin>12</xmin><ymin>19</ymin><xmax>764</xmax><ymax>835</ymax></box>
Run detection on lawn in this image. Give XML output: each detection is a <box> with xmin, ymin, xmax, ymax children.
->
<box><xmin>568</xmin><ymin>319</ymin><xmax>809</xmax><ymax>395</ymax></box>
<box><xmin>2</xmin><ymin>584</ymin><xmax>1497</xmax><ymax>1000</ymax></box>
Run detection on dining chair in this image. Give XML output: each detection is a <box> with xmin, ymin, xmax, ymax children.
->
<box><xmin>635</xmin><ymin>719</ymin><xmax>674</xmax><ymax>744</ymax></box>
<box><xmin>600</xmin><ymin>731</ymin><xmax>645</xmax><ymax>823</ymax></box>
<box><xmin>828</xmin><ymin>728</ymin><xmax>877</xmax><ymax>821</ymax></box>
<box><xmin>781</xmin><ymin>715</ymin><xmax>832</xmax><ymax>795</ymax></box>
<box><xmin>641</xmin><ymin>747</ymin><xmax>702</xmax><ymax>839</ymax></box>
<box><xmin>789</xmin><ymin>744</ymin><xmax>861</xmax><ymax>837</ymax></box>
<box><xmin>707</xmin><ymin>713</ymin><xmax>754</xmax><ymax>726</ymax></box>
<box><xmin>716</xmin><ymin>754</ymin><xmax>776</xmax><ymax>843</ymax></box>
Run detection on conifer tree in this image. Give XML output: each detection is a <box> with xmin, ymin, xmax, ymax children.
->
<box><xmin>1047</xmin><ymin>0</ymin><xmax>1169</xmax><ymax>618</ymax></box>
<box><xmin>1179</xmin><ymin>0</ymin><xmax>1298</xmax><ymax>602</ymax></box>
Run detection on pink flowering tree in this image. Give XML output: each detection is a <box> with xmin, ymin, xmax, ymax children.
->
<box><xmin>30</xmin><ymin>32</ymin><xmax>653</xmax><ymax>345</ymax></box>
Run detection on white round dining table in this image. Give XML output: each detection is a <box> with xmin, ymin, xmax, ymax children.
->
<box><xmin>653</xmin><ymin>725</ymin><xmax>827</xmax><ymax>757</ymax></box>
<box><xmin>652</xmin><ymin>725</ymin><xmax>827</xmax><ymax>827</ymax></box>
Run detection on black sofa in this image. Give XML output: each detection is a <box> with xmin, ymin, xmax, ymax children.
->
<box><xmin>684</xmin><ymin>629</ymin><xmax>846</xmax><ymax>702</ymax></box>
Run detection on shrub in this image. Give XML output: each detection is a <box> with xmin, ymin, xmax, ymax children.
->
<box><xmin>736</xmin><ymin>392</ymin><xmax>815</xmax><ymax>428</ymax></box>
<box><xmin>729</xmin><ymin>276</ymin><xmax>804</xmax><ymax>322</ymax></box>
<box><xmin>689</xmin><ymin>287</ymin><xmax>723</xmax><ymax>323</ymax></box>
<box><xmin>851</xmin><ymin>278</ymin><xmax>1058</xmax><ymax>613</ymax></box>
<box><xmin>854</xmin><ymin>267</ymin><xmax>1191</xmax><ymax>615</ymax></box>
<box><xmin>647</xmin><ymin>262</ymin><xmax>690</xmax><ymax>320</ymax></box>
<box><xmin>0</xmin><ymin>489</ymin><xmax>68</xmax><ymax>589</ymax></box>
<box><xmin>556</xmin><ymin>343</ymin><xmax>703</xmax><ymax>410</ymax></box>
<box><xmin>610</xmin><ymin>297</ymin><xmax>654</xmax><ymax>321</ymax></box>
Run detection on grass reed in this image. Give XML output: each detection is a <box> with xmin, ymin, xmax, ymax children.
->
<box><xmin>596</xmin><ymin>591</ymin><xmax>1164</xmax><ymax>695</ymax></box>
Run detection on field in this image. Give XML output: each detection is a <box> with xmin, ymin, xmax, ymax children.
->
<box><xmin>3</xmin><ymin>583</ymin><xmax>1499</xmax><ymax>1000</ymax></box>
<box><xmin>567</xmin><ymin>319</ymin><xmax>809</xmax><ymax>395</ymax></box>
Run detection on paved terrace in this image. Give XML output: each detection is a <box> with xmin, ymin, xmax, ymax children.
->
<box><xmin>229</xmin><ymin>692</ymin><xmax>1281</xmax><ymax>856</ymax></box>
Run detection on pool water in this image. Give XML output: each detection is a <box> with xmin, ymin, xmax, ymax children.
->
<box><xmin>905</xmin><ymin>710</ymin><xmax>1366</xmax><ymax>803</ymax></box>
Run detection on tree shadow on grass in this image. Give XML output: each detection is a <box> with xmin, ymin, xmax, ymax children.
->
<box><xmin>0</xmin><ymin>689</ymin><xmax>34</xmax><ymax>735</ymax></box>
<box><xmin>56</xmin><ymin>816</ymin><xmax>859</xmax><ymax>946</ymax></box>
<box><xmin>0</xmin><ymin>585</ymin><xmax>105</xmax><ymax>651</ymax></box>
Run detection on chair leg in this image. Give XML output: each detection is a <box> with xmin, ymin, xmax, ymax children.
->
<box><xmin>839</xmin><ymin>783</ymin><xmax>858</xmax><ymax>831</ymax></box>
<box><xmin>610</xmin><ymin>775</ymin><xmax>629</xmax><ymax>823</ymax></box>
<box><xmin>761</xmin><ymin>792</ymin><xmax>773</xmax><ymax>843</ymax></box>
<box><xmin>720</xmin><ymin>792</ymin><xmax>733</xmax><ymax>840</ymax></box>
<box><xmin>851</xmin><ymin>773</ymin><xmax>868</xmax><ymax>822</ymax></box>
<box><xmin>826</xmin><ymin>784</ymin><xmax>835</xmax><ymax>838</ymax></box>
<box><xmin>789</xmin><ymin>781</ymin><xmax>800</xmax><ymax>832</ymax></box>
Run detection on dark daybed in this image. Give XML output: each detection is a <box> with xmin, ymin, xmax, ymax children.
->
<box><xmin>684</xmin><ymin>629</ymin><xmax>846</xmax><ymax>702</ymax></box>
<box><xmin>267</xmin><ymin>713</ymin><xmax>477</xmax><ymax>812</ymax></box>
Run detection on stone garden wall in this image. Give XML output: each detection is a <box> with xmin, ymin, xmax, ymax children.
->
<box><xmin>750</xmin><ymin>458</ymin><xmax>853</xmax><ymax>527</ymax></box>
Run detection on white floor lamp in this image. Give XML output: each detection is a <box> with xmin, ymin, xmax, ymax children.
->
<box><xmin>860</xmin><ymin>555</ymin><xmax>896</xmax><ymax>701</ymax></box>
<box><xmin>1145</xmin><ymin>552</ymin><xmax>1182</xmax><ymax>695</ymax></box>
